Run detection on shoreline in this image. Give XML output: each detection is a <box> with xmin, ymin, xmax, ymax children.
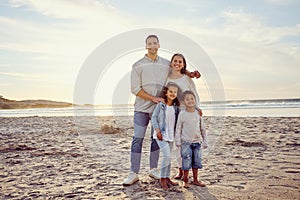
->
<box><xmin>0</xmin><ymin>116</ymin><xmax>299</xmax><ymax>199</ymax></box>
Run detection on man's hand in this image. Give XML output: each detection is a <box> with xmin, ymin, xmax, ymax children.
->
<box><xmin>152</xmin><ymin>96</ymin><xmax>165</xmax><ymax>104</ymax></box>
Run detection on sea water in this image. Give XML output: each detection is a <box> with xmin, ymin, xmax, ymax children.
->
<box><xmin>0</xmin><ymin>98</ymin><xmax>300</xmax><ymax>117</ymax></box>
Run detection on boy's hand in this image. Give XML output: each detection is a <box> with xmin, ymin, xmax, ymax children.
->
<box><xmin>198</xmin><ymin>108</ymin><xmax>203</xmax><ymax>117</ymax></box>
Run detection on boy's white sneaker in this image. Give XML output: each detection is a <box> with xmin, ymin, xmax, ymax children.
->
<box><xmin>149</xmin><ymin>168</ymin><xmax>160</xmax><ymax>179</ymax></box>
<box><xmin>123</xmin><ymin>172</ymin><xmax>139</xmax><ymax>186</ymax></box>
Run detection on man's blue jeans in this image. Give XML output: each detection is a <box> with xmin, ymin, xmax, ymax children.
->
<box><xmin>130</xmin><ymin>111</ymin><xmax>160</xmax><ymax>173</ymax></box>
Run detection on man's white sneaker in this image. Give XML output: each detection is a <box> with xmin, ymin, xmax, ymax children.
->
<box><xmin>123</xmin><ymin>172</ymin><xmax>139</xmax><ymax>186</ymax></box>
<box><xmin>149</xmin><ymin>168</ymin><xmax>160</xmax><ymax>179</ymax></box>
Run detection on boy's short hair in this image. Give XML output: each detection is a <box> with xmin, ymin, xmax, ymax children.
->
<box><xmin>182</xmin><ymin>90</ymin><xmax>196</xmax><ymax>100</ymax></box>
<box><xmin>145</xmin><ymin>35</ymin><xmax>159</xmax><ymax>44</ymax></box>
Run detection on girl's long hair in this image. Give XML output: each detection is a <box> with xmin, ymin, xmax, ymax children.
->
<box><xmin>160</xmin><ymin>82</ymin><xmax>181</xmax><ymax>106</ymax></box>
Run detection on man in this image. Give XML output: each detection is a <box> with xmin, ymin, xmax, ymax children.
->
<box><xmin>123</xmin><ymin>35</ymin><xmax>200</xmax><ymax>186</ymax></box>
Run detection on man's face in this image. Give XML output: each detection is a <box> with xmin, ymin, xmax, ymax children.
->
<box><xmin>146</xmin><ymin>37</ymin><xmax>160</xmax><ymax>54</ymax></box>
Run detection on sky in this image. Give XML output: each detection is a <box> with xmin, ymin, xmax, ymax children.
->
<box><xmin>0</xmin><ymin>0</ymin><xmax>300</xmax><ymax>105</ymax></box>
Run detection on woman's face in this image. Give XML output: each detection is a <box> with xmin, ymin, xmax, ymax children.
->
<box><xmin>171</xmin><ymin>55</ymin><xmax>185</xmax><ymax>72</ymax></box>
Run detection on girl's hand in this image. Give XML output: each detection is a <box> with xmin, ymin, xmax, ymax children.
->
<box><xmin>157</xmin><ymin>131</ymin><xmax>163</xmax><ymax>141</ymax></box>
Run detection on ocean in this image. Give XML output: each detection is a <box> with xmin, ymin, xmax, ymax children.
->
<box><xmin>0</xmin><ymin>98</ymin><xmax>300</xmax><ymax>117</ymax></box>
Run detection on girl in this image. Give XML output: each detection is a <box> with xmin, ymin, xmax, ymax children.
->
<box><xmin>175</xmin><ymin>90</ymin><xmax>208</xmax><ymax>188</ymax></box>
<box><xmin>167</xmin><ymin>53</ymin><xmax>202</xmax><ymax>179</ymax></box>
<box><xmin>151</xmin><ymin>82</ymin><xmax>181</xmax><ymax>190</ymax></box>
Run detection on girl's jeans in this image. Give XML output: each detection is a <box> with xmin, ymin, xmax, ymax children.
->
<box><xmin>156</xmin><ymin>139</ymin><xmax>173</xmax><ymax>178</ymax></box>
<box><xmin>130</xmin><ymin>111</ymin><xmax>160</xmax><ymax>173</ymax></box>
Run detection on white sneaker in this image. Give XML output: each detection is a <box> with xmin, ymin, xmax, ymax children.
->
<box><xmin>149</xmin><ymin>168</ymin><xmax>160</xmax><ymax>179</ymax></box>
<box><xmin>123</xmin><ymin>172</ymin><xmax>139</xmax><ymax>186</ymax></box>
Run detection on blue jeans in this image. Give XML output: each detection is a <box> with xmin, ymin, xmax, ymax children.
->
<box><xmin>130</xmin><ymin>111</ymin><xmax>160</xmax><ymax>173</ymax></box>
<box><xmin>156</xmin><ymin>140</ymin><xmax>173</xmax><ymax>178</ymax></box>
<box><xmin>181</xmin><ymin>142</ymin><xmax>202</xmax><ymax>170</ymax></box>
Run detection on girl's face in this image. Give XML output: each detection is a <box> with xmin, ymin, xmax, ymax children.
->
<box><xmin>171</xmin><ymin>55</ymin><xmax>185</xmax><ymax>72</ymax></box>
<box><xmin>183</xmin><ymin>94</ymin><xmax>196</xmax><ymax>107</ymax></box>
<box><xmin>166</xmin><ymin>86</ymin><xmax>178</xmax><ymax>102</ymax></box>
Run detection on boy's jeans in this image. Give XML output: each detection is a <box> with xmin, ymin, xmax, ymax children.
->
<box><xmin>181</xmin><ymin>142</ymin><xmax>202</xmax><ymax>170</ymax></box>
<box><xmin>130</xmin><ymin>111</ymin><xmax>160</xmax><ymax>173</ymax></box>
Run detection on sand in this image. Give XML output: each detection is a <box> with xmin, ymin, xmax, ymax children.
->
<box><xmin>0</xmin><ymin>116</ymin><xmax>299</xmax><ymax>199</ymax></box>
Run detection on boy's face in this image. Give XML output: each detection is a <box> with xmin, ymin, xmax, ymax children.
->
<box><xmin>146</xmin><ymin>37</ymin><xmax>160</xmax><ymax>54</ymax></box>
<box><xmin>183</xmin><ymin>94</ymin><xmax>196</xmax><ymax>108</ymax></box>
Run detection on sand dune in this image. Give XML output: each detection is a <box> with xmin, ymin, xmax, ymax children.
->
<box><xmin>0</xmin><ymin>116</ymin><xmax>299</xmax><ymax>199</ymax></box>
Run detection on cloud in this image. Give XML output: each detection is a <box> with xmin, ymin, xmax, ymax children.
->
<box><xmin>0</xmin><ymin>71</ymin><xmax>41</xmax><ymax>80</ymax></box>
<box><xmin>3</xmin><ymin>0</ymin><xmax>130</xmax><ymax>53</ymax></box>
<box><xmin>1</xmin><ymin>1</ymin><xmax>299</xmax><ymax>101</ymax></box>
<box><xmin>9</xmin><ymin>0</ymin><xmax>117</xmax><ymax>20</ymax></box>
<box><xmin>264</xmin><ymin>0</ymin><xmax>298</xmax><ymax>5</ymax></box>
<box><xmin>148</xmin><ymin>9</ymin><xmax>300</xmax><ymax>99</ymax></box>
<box><xmin>220</xmin><ymin>10</ymin><xmax>300</xmax><ymax>45</ymax></box>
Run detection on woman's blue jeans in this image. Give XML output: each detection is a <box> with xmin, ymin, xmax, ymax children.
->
<box><xmin>130</xmin><ymin>111</ymin><xmax>160</xmax><ymax>173</ymax></box>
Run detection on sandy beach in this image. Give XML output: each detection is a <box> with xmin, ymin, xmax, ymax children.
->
<box><xmin>0</xmin><ymin>115</ymin><xmax>299</xmax><ymax>199</ymax></box>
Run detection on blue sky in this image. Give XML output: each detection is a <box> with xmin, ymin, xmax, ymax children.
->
<box><xmin>0</xmin><ymin>0</ymin><xmax>299</xmax><ymax>104</ymax></box>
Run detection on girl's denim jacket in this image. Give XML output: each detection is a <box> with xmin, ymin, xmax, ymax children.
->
<box><xmin>151</xmin><ymin>102</ymin><xmax>180</xmax><ymax>135</ymax></box>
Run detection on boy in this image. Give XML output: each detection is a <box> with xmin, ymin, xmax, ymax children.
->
<box><xmin>175</xmin><ymin>90</ymin><xmax>208</xmax><ymax>188</ymax></box>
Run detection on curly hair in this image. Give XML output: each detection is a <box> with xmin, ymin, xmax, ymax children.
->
<box><xmin>160</xmin><ymin>82</ymin><xmax>181</xmax><ymax>106</ymax></box>
<box><xmin>181</xmin><ymin>90</ymin><xmax>196</xmax><ymax>101</ymax></box>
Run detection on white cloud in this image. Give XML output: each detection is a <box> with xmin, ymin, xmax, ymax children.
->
<box><xmin>141</xmin><ymin>9</ymin><xmax>300</xmax><ymax>100</ymax></box>
<box><xmin>9</xmin><ymin>0</ymin><xmax>117</xmax><ymax>19</ymax></box>
<box><xmin>220</xmin><ymin>10</ymin><xmax>300</xmax><ymax>45</ymax></box>
<box><xmin>0</xmin><ymin>71</ymin><xmax>41</xmax><ymax>80</ymax></box>
<box><xmin>1</xmin><ymin>1</ymin><xmax>299</xmax><ymax>101</ymax></box>
<box><xmin>264</xmin><ymin>0</ymin><xmax>298</xmax><ymax>5</ymax></box>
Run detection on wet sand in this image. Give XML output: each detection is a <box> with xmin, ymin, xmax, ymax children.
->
<box><xmin>0</xmin><ymin>116</ymin><xmax>299</xmax><ymax>199</ymax></box>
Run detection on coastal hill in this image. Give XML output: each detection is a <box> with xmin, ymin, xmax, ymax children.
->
<box><xmin>0</xmin><ymin>96</ymin><xmax>73</xmax><ymax>109</ymax></box>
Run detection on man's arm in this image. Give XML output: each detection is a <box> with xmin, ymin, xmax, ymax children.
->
<box><xmin>185</xmin><ymin>70</ymin><xmax>201</xmax><ymax>79</ymax></box>
<box><xmin>136</xmin><ymin>89</ymin><xmax>164</xmax><ymax>103</ymax></box>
